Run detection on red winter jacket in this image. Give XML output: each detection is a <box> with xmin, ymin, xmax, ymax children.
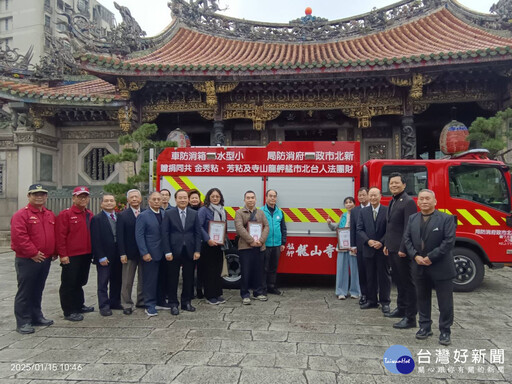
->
<box><xmin>11</xmin><ymin>204</ymin><xmax>56</xmax><ymax>259</ymax></box>
<box><xmin>56</xmin><ymin>205</ymin><xmax>93</xmax><ymax>258</ymax></box>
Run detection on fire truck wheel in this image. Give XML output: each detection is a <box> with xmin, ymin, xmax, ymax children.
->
<box><xmin>222</xmin><ymin>252</ymin><xmax>241</xmax><ymax>289</ymax></box>
<box><xmin>452</xmin><ymin>247</ymin><xmax>484</xmax><ymax>292</ymax></box>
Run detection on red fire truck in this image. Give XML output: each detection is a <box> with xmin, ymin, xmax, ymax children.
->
<box><xmin>156</xmin><ymin>141</ymin><xmax>512</xmax><ymax>292</ymax></box>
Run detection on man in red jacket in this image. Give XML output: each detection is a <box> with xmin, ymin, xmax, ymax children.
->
<box><xmin>11</xmin><ymin>184</ymin><xmax>57</xmax><ymax>334</ymax></box>
<box><xmin>56</xmin><ymin>186</ymin><xmax>95</xmax><ymax>321</ymax></box>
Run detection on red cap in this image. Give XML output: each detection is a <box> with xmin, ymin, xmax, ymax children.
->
<box><xmin>72</xmin><ymin>186</ymin><xmax>90</xmax><ymax>196</ymax></box>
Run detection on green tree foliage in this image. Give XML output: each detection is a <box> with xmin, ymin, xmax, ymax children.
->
<box><xmin>467</xmin><ymin>108</ymin><xmax>512</xmax><ymax>161</ymax></box>
<box><xmin>102</xmin><ymin>123</ymin><xmax>176</xmax><ymax>205</ymax></box>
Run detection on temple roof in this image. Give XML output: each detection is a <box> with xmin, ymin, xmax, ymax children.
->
<box><xmin>77</xmin><ymin>6</ymin><xmax>512</xmax><ymax>78</ymax></box>
<box><xmin>0</xmin><ymin>78</ymin><xmax>120</xmax><ymax>106</ymax></box>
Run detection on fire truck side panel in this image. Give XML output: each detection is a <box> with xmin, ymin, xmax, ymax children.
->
<box><xmin>266</xmin><ymin>176</ymin><xmax>354</xmax><ymax>275</ymax></box>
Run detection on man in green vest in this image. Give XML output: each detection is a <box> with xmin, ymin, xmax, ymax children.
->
<box><xmin>261</xmin><ymin>189</ymin><xmax>287</xmax><ymax>295</ymax></box>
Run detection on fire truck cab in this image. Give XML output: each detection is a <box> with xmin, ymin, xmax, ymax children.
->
<box><xmin>156</xmin><ymin>142</ymin><xmax>512</xmax><ymax>292</ymax></box>
<box><xmin>363</xmin><ymin>149</ymin><xmax>512</xmax><ymax>292</ymax></box>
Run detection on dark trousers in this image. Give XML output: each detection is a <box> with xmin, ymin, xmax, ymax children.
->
<box><xmin>262</xmin><ymin>246</ymin><xmax>281</xmax><ymax>293</ymax></box>
<box><xmin>364</xmin><ymin>252</ymin><xmax>391</xmax><ymax>305</ymax></box>
<box><xmin>239</xmin><ymin>248</ymin><xmax>264</xmax><ymax>298</ymax></box>
<box><xmin>389</xmin><ymin>251</ymin><xmax>417</xmax><ymax>319</ymax></box>
<box><xmin>199</xmin><ymin>243</ymin><xmax>223</xmax><ymax>300</ymax></box>
<box><xmin>416</xmin><ymin>276</ymin><xmax>454</xmax><ymax>333</ymax></box>
<box><xmin>356</xmin><ymin>250</ymin><xmax>368</xmax><ymax>297</ymax></box>
<box><xmin>141</xmin><ymin>259</ymin><xmax>160</xmax><ymax>310</ymax></box>
<box><xmin>59</xmin><ymin>254</ymin><xmax>91</xmax><ymax>316</ymax></box>
<box><xmin>156</xmin><ymin>258</ymin><xmax>168</xmax><ymax>306</ymax></box>
<box><xmin>166</xmin><ymin>252</ymin><xmax>195</xmax><ymax>306</ymax></box>
<box><xmin>96</xmin><ymin>258</ymin><xmax>122</xmax><ymax>310</ymax></box>
<box><xmin>14</xmin><ymin>257</ymin><xmax>51</xmax><ymax>326</ymax></box>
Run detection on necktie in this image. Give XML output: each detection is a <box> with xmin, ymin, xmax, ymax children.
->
<box><xmin>373</xmin><ymin>209</ymin><xmax>377</xmax><ymax>221</ymax></box>
<box><xmin>134</xmin><ymin>210</ymin><xmax>139</xmax><ymax>217</ymax></box>
<box><xmin>180</xmin><ymin>210</ymin><xmax>186</xmax><ymax>228</ymax></box>
<box><xmin>110</xmin><ymin>213</ymin><xmax>116</xmax><ymax>222</ymax></box>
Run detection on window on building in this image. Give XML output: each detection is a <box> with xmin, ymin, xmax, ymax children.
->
<box><xmin>0</xmin><ymin>163</ymin><xmax>3</xmax><ymax>195</ymax></box>
<box><xmin>3</xmin><ymin>17</ymin><xmax>11</xmax><ymax>31</ymax></box>
<box><xmin>84</xmin><ymin>148</ymin><xmax>115</xmax><ymax>181</ymax></box>
<box><xmin>45</xmin><ymin>15</ymin><xmax>51</xmax><ymax>27</ymax></box>
<box><xmin>78</xmin><ymin>0</ymin><xmax>89</xmax><ymax>12</ymax></box>
<box><xmin>381</xmin><ymin>166</ymin><xmax>428</xmax><ymax>196</ymax></box>
<box><xmin>5</xmin><ymin>0</ymin><xmax>8</xmax><ymax>11</ymax></box>
<box><xmin>57</xmin><ymin>0</ymin><xmax>64</xmax><ymax>10</ymax></box>
<box><xmin>40</xmin><ymin>153</ymin><xmax>53</xmax><ymax>182</ymax></box>
<box><xmin>44</xmin><ymin>0</ymin><xmax>51</xmax><ymax>8</ymax></box>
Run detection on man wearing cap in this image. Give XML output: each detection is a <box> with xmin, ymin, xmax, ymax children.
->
<box><xmin>56</xmin><ymin>186</ymin><xmax>95</xmax><ymax>321</ymax></box>
<box><xmin>11</xmin><ymin>184</ymin><xmax>57</xmax><ymax>334</ymax></box>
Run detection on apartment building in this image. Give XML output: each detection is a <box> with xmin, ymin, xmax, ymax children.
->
<box><xmin>0</xmin><ymin>0</ymin><xmax>115</xmax><ymax>65</ymax></box>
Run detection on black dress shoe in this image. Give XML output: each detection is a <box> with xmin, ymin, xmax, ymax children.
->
<box><xmin>267</xmin><ymin>287</ymin><xmax>282</xmax><ymax>295</ymax></box>
<box><xmin>181</xmin><ymin>303</ymin><xmax>196</xmax><ymax>312</ymax></box>
<box><xmin>33</xmin><ymin>317</ymin><xmax>54</xmax><ymax>326</ymax></box>
<box><xmin>360</xmin><ymin>302</ymin><xmax>379</xmax><ymax>309</ymax></box>
<box><xmin>381</xmin><ymin>304</ymin><xmax>390</xmax><ymax>314</ymax></box>
<box><xmin>100</xmin><ymin>308</ymin><xmax>113</xmax><ymax>317</ymax></box>
<box><xmin>80</xmin><ymin>305</ymin><xmax>94</xmax><ymax>313</ymax></box>
<box><xmin>123</xmin><ymin>308</ymin><xmax>133</xmax><ymax>315</ymax></box>
<box><xmin>16</xmin><ymin>324</ymin><xmax>35</xmax><ymax>334</ymax></box>
<box><xmin>64</xmin><ymin>313</ymin><xmax>84</xmax><ymax>322</ymax></box>
<box><xmin>416</xmin><ymin>328</ymin><xmax>433</xmax><ymax>340</ymax></box>
<box><xmin>170</xmin><ymin>306</ymin><xmax>179</xmax><ymax>316</ymax></box>
<box><xmin>384</xmin><ymin>308</ymin><xmax>405</xmax><ymax>318</ymax></box>
<box><xmin>358</xmin><ymin>295</ymin><xmax>367</xmax><ymax>305</ymax></box>
<box><xmin>439</xmin><ymin>332</ymin><xmax>451</xmax><ymax>346</ymax></box>
<box><xmin>393</xmin><ymin>317</ymin><xmax>417</xmax><ymax>329</ymax></box>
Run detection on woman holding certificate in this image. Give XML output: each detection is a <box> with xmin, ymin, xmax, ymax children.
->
<box><xmin>198</xmin><ymin>188</ymin><xmax>227</xmax><ymax>305</ymax></box>
<box><xmin>327</xmin><ymin>196</ymin><xmax>361</xmax><ymax>300</ymax></box>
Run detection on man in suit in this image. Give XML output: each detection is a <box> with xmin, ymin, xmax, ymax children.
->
<box><xmin>350</xmin><ymin>187</ymin><xmax>370</xmax><ymax>306</ymax></box>
<box><xmin>356</xmin><ymin>187</ymin><xmax>391</xmax><ymax>312</ymax></box>
<box><xmin>118</xmin><ymin>189</ymin><xmax>144</xmax><ymax>315</ymax></box>
<box><xmin>403</xmin><ymin>189</ymin><xmax>456</xmax><ymax>346</ymax></box>
<box><xmin>162</xmin><ymin>189</ymin><xmax>202</xmax><ymax>315</ymax></box>
<box><xmin>383</xmin><ymin>172</ymin><xmax>418</xmax><ymax>329</ymax></box>
<box><xmin>135</xmin><ymin>191</ymin><xmax>165</xmax><ymax>317</ymax></box>
<box><xmin>90</xmin><ymin>193</ymin><xmax>122</xmax><ymax>316</ymax></box>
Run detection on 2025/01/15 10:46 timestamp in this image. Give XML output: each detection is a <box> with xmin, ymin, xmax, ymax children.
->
<box><xmin>11</xmin><ymin>363</ymin><xmax>83</xmax><ymax>372</ymax></box>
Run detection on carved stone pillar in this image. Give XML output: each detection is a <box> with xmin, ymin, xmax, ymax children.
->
<box><xmin>212</xmin><ymin>120</ymin><xmax>225</xmax><ymax>146</ymax></box>
<box><xmin>401</xmin><ymin>115</ymin><xmax>416</xmax><ymax>159</ymax></box>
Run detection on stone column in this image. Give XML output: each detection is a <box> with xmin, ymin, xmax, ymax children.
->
<box><xmin>212</xmin><ymin>120</ymin><xmax>225</xmax><ymax>146</ymax></box>
<box><xmin>401</xmin><ymin>115</ymin><xmax>416</xmax><ymax>159</ymax></box>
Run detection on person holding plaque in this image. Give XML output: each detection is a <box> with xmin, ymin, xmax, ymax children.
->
<box><xmin>234</xmin><ymin>191</ymin><xmax>269</xmax><ymax>305</ymax></box>
<box><xmin>198</xmin><ymin>188</ymin><xmax>227</xmax><ymax>305</ymax></box>
<box><xmin>327</xmin><ymin>196</ymin><xmax>360</xmax><ymax>300</ymax></box>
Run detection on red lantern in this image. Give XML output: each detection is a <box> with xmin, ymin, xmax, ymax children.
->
<box><xmin>305</xmin><ymin>7</ymin><xmax>313</xmax><ymax>15</ymax></box>
<box><xmin>439</xmin><ymin>120</ymin><xmax>469</xmax><ymax>155</ymax></box>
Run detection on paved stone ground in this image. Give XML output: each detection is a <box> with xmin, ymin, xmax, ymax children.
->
<box><xmin>0</xmin><ymin>250</ymin><xmax>510</xmax><ymax>383</ymax></box>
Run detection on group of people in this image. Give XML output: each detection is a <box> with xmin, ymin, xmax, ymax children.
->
<box><xmin>328</xmin><ymin>173</ymin><xmax>457</xmax><ymax>345</ymax></box>
<box><xmin>10</xmin><ymin>184</ymin><xmax>286</xmax><ymax>334</ymax></box>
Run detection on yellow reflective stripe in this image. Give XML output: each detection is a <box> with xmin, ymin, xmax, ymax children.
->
<box><xmin>457</xmin><ymin>209</ymin><xmax>482</xmax><ymax>226</ymax></box>
<box><xmin>324</xmin><ymin>208</ymin><xmax>340</xmax><ymax>223</ymax></box>
<box><xmin>440</xmin><ymin>209</ymin><xmax>463</xmax><ymax>225</ymax></box>
<box><xmin>163</xmin><ymin>176</ymin><xmax>182</xmax><ymax>192</ymax></box>
<box><xmin>179</xmin><ymin>177</ymin><xmax>205</xmax><ymax>200</ymax></box>
<box><xmin>307</xmin><ymin>208</ymin><xmax>326</xmax><ymax>223</ymax></box>
<box><xmin>290</xmin><ymin>208</ymin><xmax>309</xmax><ymax>223</ymax></box>
<box><xmin>282</xmin><ymin>211</ymin><xmax>293</xmax><ymax>223</ymax></box>
<box><xmin>225</xmin><ymin>206</ymin><xmax>237</xmax><ymax>219</ymax></box>
<box><xmin>476</xmin><ymin>209</ymin><xmax>500</xmax><ymax>226</ymax></box>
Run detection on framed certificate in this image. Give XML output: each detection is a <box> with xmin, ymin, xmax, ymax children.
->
<box><xmin>248</xmin><ymin>222</ymin><xmax>262</xmax><ymax>242</ymax></box>
<box><xmin>336</xmin><ymin>228</ymin><xmax>351</xmax><ymax>251</ymax></box>
<box><xmin>208</xmin><ymin>221</ymin><xmax>226</xmax><ymax>245</ymax></box>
